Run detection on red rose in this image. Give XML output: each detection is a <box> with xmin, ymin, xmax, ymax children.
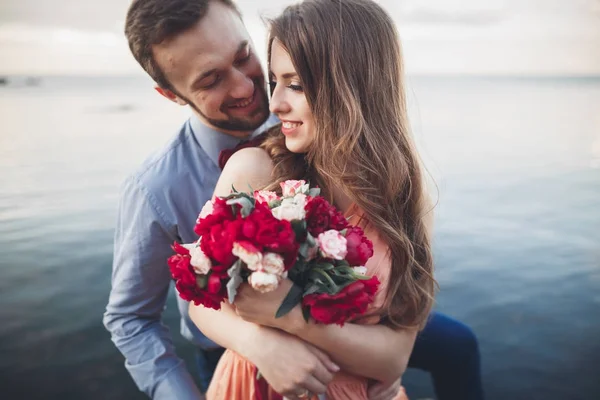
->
<box><xmin>168</xmin><ymin>242</ymin><xmax>226</xmax><ymax>310</ymax></box>
<box><xmin>257</xmin><ymin>219</ymin><xmax>297</xmax><ymax>252</ymax></box>
<box><xmin>167</xmin><ymin>253</ymin><xmax>193</xmax><ymax>284</ymax></box>
<box><xmin>305</xmin><ymin>197</ymin><xmax>348</xmax><ymax>236</ymax></box>
<box><xmin>302</xmin><ymin>276</ymin><xmax>380</xmax><ymax>326</ymax></box>
<box><xmin>194</xmin><ymin>197</ymin><xmax>235</xmax><ymax>236</ymax></box>
<box><xmin>167</xmin><ymin>243</ymin><xmax>194</xmax><ymax>283</ymax></box>
<box><xmin>202</xmin><ymin>219</ymin><xmax>243</xmax><ymax>266</ymax></box>
<box><xmin>174</xmin><ymin>279</ymin><xmax>225</xmax><ymax>310</ymax></box>
<box><xmin>255</xmin><ymin>218</ymin><xmax>298</xmax><ymax>264</ymax></box>
<box><xmin>344</xmin><ymin>226</ymin><xmax>374</xmax><ymax>266</ymax></box>
<box><xmin>207</xmin><ymin>273</ymin><xmax>222</xmax><ymax>294</ymax></box>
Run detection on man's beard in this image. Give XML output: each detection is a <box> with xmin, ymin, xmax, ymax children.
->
<box><xmin>185</xmin><ymin>80</ymin><xmax>270</xmax><ymax>132</ymax></box>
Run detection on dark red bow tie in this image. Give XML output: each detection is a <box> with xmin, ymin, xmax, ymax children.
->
<box><xmin>217</xmin><ymin>133</ymin><xmax>267</xmax><ymax>170</ymax></box>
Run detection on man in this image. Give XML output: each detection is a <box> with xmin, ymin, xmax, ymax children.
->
<box><xmin>103</xmin><ymin>1</ymin><xmax>483</xmax><ymax>399</ymax></box>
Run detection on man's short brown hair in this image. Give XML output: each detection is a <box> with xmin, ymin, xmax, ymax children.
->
<box><xmin>125</xmin><ymin>0</ymin><xmax>240</xmax><ymax>91</ymax></box>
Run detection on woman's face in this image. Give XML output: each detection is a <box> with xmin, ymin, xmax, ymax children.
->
<box><xmin>268</xmin><ymin>38</ymin><xmax>315</xmax><ymax>154</ymax></box>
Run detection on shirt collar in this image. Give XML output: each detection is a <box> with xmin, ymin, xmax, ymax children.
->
<box><xmin>188</xmin><ymin>114</ymin><xmax>280</xmax><ymax>168</ymax></box>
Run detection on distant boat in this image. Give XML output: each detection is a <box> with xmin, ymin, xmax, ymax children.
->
<box><xmin>0</xmin><ymin>77</ymin><xmax>7</xmax><ymax>85</ymax></box>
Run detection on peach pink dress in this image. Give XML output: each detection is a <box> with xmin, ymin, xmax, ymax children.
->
<box><xmin>206</xmin><ymin>208</ymin><xmax>409</xmax><ymax>400</ymax></box>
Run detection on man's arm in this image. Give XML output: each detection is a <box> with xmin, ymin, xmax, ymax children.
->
<box><xmin>103</xmin><ymin>177</ymin><xmax>201</xmax><ymax>400</ymax></box>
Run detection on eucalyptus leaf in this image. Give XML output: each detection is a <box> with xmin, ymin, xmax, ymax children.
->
<box><xmin>226</xmin><ymin>260</ymin><xmax>244</xmax><ymax>304</ymax></box>
<box><xmin>308</xmin><ymin>188</ymin><xmax>321</xmax><ymax>197</ymax></box>
<box><xmin>226</xmin><ymin>197</ymin><xmax>254</xmax><ymax>217</ymax></box>
<box><xmin>299</xmin><ymin>243</ymin><xmax>310</xmax><ymax>259</ymax></box>
<box><xmin>306</xmin><ymin>233</ymin><xmax>316</xmax><ymax>247</ymax></box>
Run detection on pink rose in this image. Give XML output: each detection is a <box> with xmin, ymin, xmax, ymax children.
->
<box><xmin>317</xmin><ymin>230</ymin><xmax>348</xmax><ymax>260</ymax></box>
<box><xmin>248</xmin><ymin>271</ymin><xmax>279</xmax><ymax>293</ymax></box>
<box><xmin>259</xmin><ymin>252</ymin><xmax>285</xmax><ymax>275</ymax></box>
<box><xmin>232</xmin><ymin>241</ymin><xmax>262</xmax><ymax>268</ymax></box>
<box><xmin>254</xmin><ymin>190</ymin><xmax>279</xmax><ymax>204</ymax></box>
<box><xmin>280</xmin><ymin>180</ymin><xmax>309</xmax><ymax>197</ymax></box>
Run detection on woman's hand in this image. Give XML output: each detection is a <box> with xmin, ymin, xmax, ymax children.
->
<box><xmin>234</xmin><ymin>278</ymin><xmax>306</xmax><ymax>333</ymax></box>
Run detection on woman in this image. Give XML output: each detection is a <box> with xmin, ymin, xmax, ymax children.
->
<box><xmin>189</xmin><ymin>1</ymin><xmax>436</xmax><ymax>399</ymax></box>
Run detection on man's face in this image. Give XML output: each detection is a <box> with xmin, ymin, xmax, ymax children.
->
<box><xmin>153</xmin><ymin>2</ymin><xmax>270</xmax><ymax>137</ymax></box>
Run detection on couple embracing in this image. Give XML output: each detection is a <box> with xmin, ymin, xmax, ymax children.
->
<box><xmin>104</xmin><ymin>1</ymin><xmax>483</xmax><ymax>399</ymax></box>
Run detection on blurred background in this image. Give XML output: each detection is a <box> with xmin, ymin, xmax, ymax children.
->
<box><xmin>0</xmin><ymin>0</ymin><xmax>598</xmax><ymax>399</ymax></box>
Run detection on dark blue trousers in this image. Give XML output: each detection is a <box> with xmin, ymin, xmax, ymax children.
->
<box><xmin>407</xmin><ymin>312</ymin><xmax>484</xmax><ymax>400</ymax></box>
<box><xmin>196</xmin><ymin>312</ymin><xmax>484</xmax><ymax>399</ymax></box>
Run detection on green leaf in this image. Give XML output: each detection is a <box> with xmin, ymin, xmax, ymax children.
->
<box><xmin>304</xmin><ymin>283</ymin><xmax>321</xmax><ymax>295</ymax></box>
<box><xmin>302</xmin><ymin>306</ymin><xmax>312</xmax><ymax>323</ymax></box>
<box><xmin>195</xmin><ymin>274</ymin><xmax>208</xmax><ymax>289</ymax></box>
<box><xmin>275</xmin><ymin>283</ymin><xmax>304</xmax><ymax>319</ymax></box>
<box><xmin>315</xmin><ymin>262</ymin><xmax>335</xmax><ymax>271</ymax></box>
<box><xmin>291</xmin><ymin>220</ymin><xmax>308</xmax><ymax>240</ymax></box>
<box><xmin>269</xmin><ymin>199</ymin><xmax>282</xmax><ymax>208</ymax></box>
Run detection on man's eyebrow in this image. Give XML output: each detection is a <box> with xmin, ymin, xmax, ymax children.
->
<box><xmin>235</xmin><ymin>40</ymin><xmax>249</xmax><ymax>55</ymax></box>
<box><xmin>193</xmin><ymin>68</ymin><xmax>218</xmax><ymax>87</ymax></box>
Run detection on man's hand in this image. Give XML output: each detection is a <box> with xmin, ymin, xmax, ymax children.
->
<box><xmin>368</xmin><ymin>378</ymin><xmax>406</xmax><ymax>400</ymax></box>
<box><xmin>245</xmin><ymin>327</ymin><xmax>339</xmax><ymax>399</ymax></box>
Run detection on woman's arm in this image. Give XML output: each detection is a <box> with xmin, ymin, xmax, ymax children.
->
<box><xmin>234</xmin><ymin>280</ymin><xmax>418</xmax><ymax>386</ymax></box>
<box><xmin>291</xmin><ymin>310</ymin><xmax>417</xmax><ymax>386</ymax></box>
<box><xmin>188</xmin><ymin>302</ymin><xmax>339</xmax><ymax>396</ymax></box>
<box><xmin>189</xmin><ymin>147</ymin><xmax>339</xmax><ymax>396</ymax></box>
<box><xmin>205</xmin><ymin>147</ymin><xmax>416</xmax><ymax>385</ymax></box>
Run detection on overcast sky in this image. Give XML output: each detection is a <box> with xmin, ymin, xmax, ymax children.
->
<box><xmin>1</xmin><ymin>0</ymin><xmax>599</xmax><ymax>76</ymax></box>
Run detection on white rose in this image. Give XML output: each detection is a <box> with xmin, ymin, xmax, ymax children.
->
<box><xmin>196</xmin><ymin>200</ymin><xmax>214</xmax><ymax>222</ymax></box>
<box><xmin>260</xmin><ymin>252</ymin><xmax>285</xmax><ymax>275</ymax></box>
<box><xmin>353</xmin><ymin>266</ymin><xmax>368</xmax><ymax>276</ymax></box>
<box><xmin>190</xmin><ymin>246</ymin><xmax>212</xmax><ymax>275</ymax></box>
<box><xmin>318</xmin><ymin>230</ymin><xmax>348</xmax><ymax>260</ymax></box>
<box><xmin>248</xmin><ymin>271</ymin><xmax>280</xmax><ymax>293</ymax></box>
<box><xmin>272</xmin><ymin>197</ymin><xmax>306</xmax><ymax>221</ymax></box>
<box><xmin>232</xmin><ymin>241</ymin><xmax>262</xmax><ymax>269</ymax></box>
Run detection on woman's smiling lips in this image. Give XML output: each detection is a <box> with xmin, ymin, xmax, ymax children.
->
<box><xmin>280</xmin><ymin>120</ymin><xmax>303</xmax><ymax>135</ymax></box>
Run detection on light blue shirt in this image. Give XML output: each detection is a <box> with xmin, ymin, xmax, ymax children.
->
<box><xmin>103</xmin><ymin>114</ymin><xmax>278</xmax><ymax>399</ymax></box>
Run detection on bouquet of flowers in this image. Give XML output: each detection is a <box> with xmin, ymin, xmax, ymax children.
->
<box><xmin>168</xmin><ymin>180</ymin><xmax>380</xmax><ymax>326</ymax></box>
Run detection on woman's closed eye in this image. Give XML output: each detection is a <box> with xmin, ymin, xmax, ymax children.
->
<box><xmin>268</xmin><ymin>81</ymin><xmax>304</xmax><ymax>95</ymax></box>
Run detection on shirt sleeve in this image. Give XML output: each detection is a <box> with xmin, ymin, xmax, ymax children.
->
<box><xmin>103</xmin><ymin>176</ymin><xmax>202</xmax><ymax>399</ymax></box>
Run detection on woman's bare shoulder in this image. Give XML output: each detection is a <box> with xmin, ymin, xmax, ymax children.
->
<box><xmin>214</xmin><ymin>147</ymin><xmax>274</xmax><ymax>197</ymax></box>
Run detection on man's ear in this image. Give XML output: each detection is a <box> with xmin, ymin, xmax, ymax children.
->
<box><xmin>155</xmin><ymin>86</ymin><xmax>188</xmax><ymax>106</ymax></box>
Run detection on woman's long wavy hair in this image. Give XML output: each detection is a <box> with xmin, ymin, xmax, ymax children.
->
<box><xmin>261</xmin><ymin>0</ymin><xmax>436</xmax><ymax>329</ymax></box>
